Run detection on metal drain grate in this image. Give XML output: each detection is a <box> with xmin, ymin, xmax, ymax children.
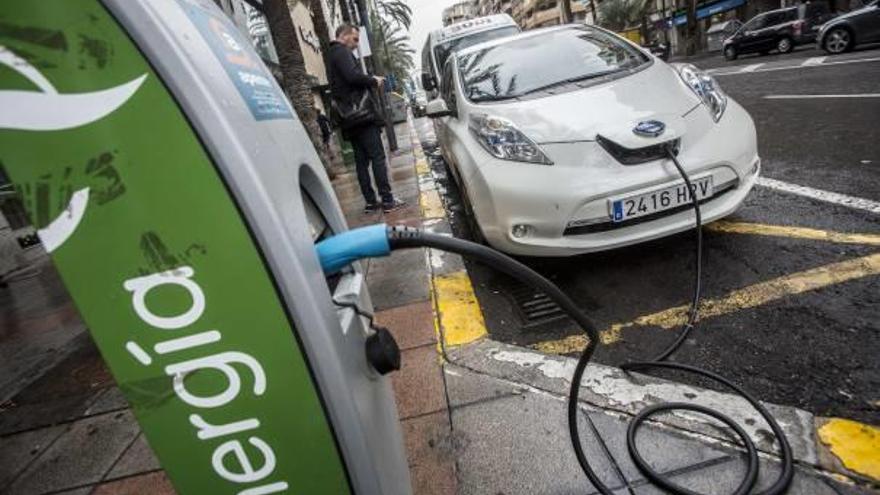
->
<box><xmin>508</xmin><ymin>283</ymin><xmax>571</xmax><ymax>329</ymax></box>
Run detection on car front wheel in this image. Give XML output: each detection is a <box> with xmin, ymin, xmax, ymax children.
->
<box><xmin>724</xmin><ymin>45</ymin><xmax>738</xmax><ymax>60</ymax></box>
<box><xmin>776</xmin><ymin>36</ymin><xmax>794</xmax><ymax>53</ymax></box>
<box><xmin>824</xmin><ymin>27</ymin><xmax>852</xmax><ymax>54</ymax></box>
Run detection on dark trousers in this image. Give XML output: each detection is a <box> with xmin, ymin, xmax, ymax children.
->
<box><xmin>349</xmin><ymin>125</ymin><xmax>392</xmax><ymax>205</ymax></box>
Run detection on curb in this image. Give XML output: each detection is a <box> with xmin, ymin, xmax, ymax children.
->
<box><xmin>403</xmin><ymin>119</ymin><xmax>879</xmax><ymax>489</ymax></box>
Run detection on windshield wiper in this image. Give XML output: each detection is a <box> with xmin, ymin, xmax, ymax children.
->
<box><xmin>518</xmin><ymin>70</ymin><xmax>621</xmax><ymax>97</ymax></box>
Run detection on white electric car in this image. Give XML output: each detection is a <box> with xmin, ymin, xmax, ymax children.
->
<box><xmin>426</xmin><ymin>25</ymin><xmax>760</xmax><ymax>257</ymax></box>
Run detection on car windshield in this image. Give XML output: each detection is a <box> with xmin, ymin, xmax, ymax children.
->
<box><xmin>433</xmin><ymin>26</ymin><xmax>520</xmax><ymax>75</ymax></box>
<box><xmin>458</xmin><ymin>28</ymin><xmax>649</xmax><ymax>103</ymax></box>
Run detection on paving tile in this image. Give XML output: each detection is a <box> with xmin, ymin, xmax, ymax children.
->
<box><xmin>588</xmin><ymin>409</ymin><xmax>733</xmax><ymax>484</ymax></box>
<box><xmin>451</xmin><ymin>383</ymin><xmax>624</xmax><ymax>495</ymax></box>
<box><xmin>409</xmin><ymin>462</ymin><xmax>457</xmax><ymax>495</ymax></box>
<box><xmin>7</xmin><ymin>410</ymin><xmax>140</xmax><ymax>494</ymax></box>
<box><xmin>366</xmin><ymin>247</ymin><xmax>430</xmax><ymax>311</ymax></box>
<box><xmin>376</xmin><ymin>301</ymin><xmax>436</xmax><ymax>351</ymax></box>
<box><xmin>92</xmin><ymin>471</ymin><xmax>176</xmax><ymax>495</ymax></box>
<box><xmin>0</xmin><ymin>338</ymin><xmax>111</xmax><ymax>435</ymax></box>
<box><xmin>84</xmin><ymin>387</ymin><xmax>129</xmax><ymax>415</ymax></box>
<box><xmin>54</xmin><ymin>487</ymin><xmax>94</xmax><ymax>495</ymax></box>
<box><xmin>106</xmin><ymin>433</ymin><xmax>161</xmax><ymax>480</ymax></box>
<box><xmin>0</xmin><ymin>424</ymin><xmax>66</xmax><ymax>488</ymax></box>
<box><xmin>444</xmin><ymin>364</ymin><xmax>526</xmax><ymax>409</ymax></box>
<box><xmin>629</xmin><ymin>456</ymin><xmax>848</xmax><ymax>495</ymax></box>
<box><xmin>401</xmin><ymin>410</ymin><xmax>454</xmax><ymax>466</ymax></box>
<box><xmin>392</xmin><ymin>346</ymin><xmax>447</xmax><ymax>420</ymax></box>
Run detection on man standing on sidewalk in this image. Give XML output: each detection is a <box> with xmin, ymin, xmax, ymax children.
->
<box><xmin>327</xmin><ymin>24</ymin><xmax>405</xmax><ymax>214</ymax></box>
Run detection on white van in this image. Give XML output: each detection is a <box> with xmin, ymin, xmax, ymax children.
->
<box><xmin>421</xmin><ymin>14</ymin><xmax>519</xmax><ymax>97</ymax></box>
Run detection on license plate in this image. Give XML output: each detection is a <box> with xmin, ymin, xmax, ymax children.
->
<box><xmin>611</xmin><ymin>177</ymin><xmax>713</xmax><ymax>223</ymax></box>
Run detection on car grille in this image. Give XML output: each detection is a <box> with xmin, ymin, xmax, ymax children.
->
<box><xmin>562</xmin><ymin>181</ymin><xmax>738</xmax><ymax>236</ymax></box>
<box><xmin>596</xmin><ymin>134</ymin><xmax>681</xmax><ymax>165</ymax></box>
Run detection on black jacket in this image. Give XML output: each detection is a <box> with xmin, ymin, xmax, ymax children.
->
<box><xmin>327</xmin><ymin>41</ymin><xmax>376</xmax><ymax>105</ymax></box>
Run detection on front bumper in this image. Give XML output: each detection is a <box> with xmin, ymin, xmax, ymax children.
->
<box><xmin>463</xmin><ymin>100</ymin><xmax>759</xmax><ymax>257</ymax></box>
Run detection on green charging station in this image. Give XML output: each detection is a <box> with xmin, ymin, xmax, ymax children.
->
<box><xmin>0</xmin><ymin>1</ymin><xmax>411</xmax><ymax>493</ymax></box>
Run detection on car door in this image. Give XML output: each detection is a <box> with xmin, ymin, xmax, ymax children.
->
<box><xmin>853</xmin><ymin>1</ymin><xmax>880</xmax><ymax>42</ymax></box>
<box><xmin>434</xmin><ymin>60</ymin><xmax>457</xmax><ymax>168</ymax></box>
<box><xmin>756</xmin><ymin>11</ymin><xmax>787</xmax><ymax>51</ymax></box>
<box><xmin>738</xmin><ymin>14</ymin><xmax>768</xmax><ymax>52</ymax></box>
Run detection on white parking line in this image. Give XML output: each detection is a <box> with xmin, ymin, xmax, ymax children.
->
<box><xmin>801</xmin><ymin>56</ymin><xmax>827</xmax><ymax>66</ymax></box>
<box><xmin>739</xmin><ymin>63</ymin><xmax>765</xmax><ymax>72</ymax></box>
<box><xmin>756</xmin><ymin>177</ymin><xmax>880</xmax><ymax>215</ymax></box>
<box><xmin>764</xmin><ymin>93</ymin><xmax>880</xmax><ymax>99</ymax></box>
<box><xmin>714</xmin><ymin>56</ymin><xmax>880</xmax><ymax>76</ymax></box>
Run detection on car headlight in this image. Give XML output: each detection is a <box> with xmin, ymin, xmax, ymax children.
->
<box><xmin>675</xmin><ymin>64</ymin><xmax>728</xmax><ymax>122</ymax></box>
<box><xmin>468</xmin><ymin>114</ymin><xmax>552</xmax><ymax>165</ymax></box>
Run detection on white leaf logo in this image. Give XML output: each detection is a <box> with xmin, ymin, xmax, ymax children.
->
<box><xmin>0</xmin><ymin>45</ymin><xmax>147</xmax><ymax>131</ymax></box>
<box><xmin>0</xmin><ymin>46</ymin><xmax>147</xmax><ymax>252</ymax></box>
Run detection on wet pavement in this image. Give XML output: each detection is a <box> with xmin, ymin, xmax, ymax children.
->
<box><xmin>412</xmin><ymin>45</ymin><xmax>880</xmax><ymax>430</ymax></box>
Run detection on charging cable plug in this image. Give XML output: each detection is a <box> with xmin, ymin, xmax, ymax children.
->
<box><xmin>316</xmin><ymin>223</ymin><xmax>390</xmax><ymax>274</ymax></box>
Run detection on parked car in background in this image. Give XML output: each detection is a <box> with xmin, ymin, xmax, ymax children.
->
<box><xmin>426</xmin><ymin>26</ymin><xmax>759</xmax><ymax>256</ymax></box>
<box><xmin>723</xmin><ymin>2</ymin><xmax>834</xmax><ymax>60</ymax></box>
<box><xmin>818</xmin><ymin>0</ymin><xmax>880</xmax><ymax>54</ymax></box>
<box><xmin>707</xmin><ymin>20</ymin><xmax>742</xmax><ymax>51</ymax></box>
<box><xmin>421</xmin><ymin>14</ymin><xmax>520</xmax><ymax>97</ymax></box>
<box><xmin>411</xmin><ymin>89</ymin><xmax>428</xmax><ymax>117</ymax></box>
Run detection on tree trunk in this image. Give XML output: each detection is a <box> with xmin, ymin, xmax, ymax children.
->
<box><xmin>311</xmin><ymin>0</ymin><xmax>333</xmax><ymax>54</ymax></box>
<box><xmin>660</xmin><ymin>0</ymin><xmax>669</xmax><ymax>43</ymax></box>
<box><xmin>264</xmin><ymin>0</ymin><xmax>335</xmax><ymax>178</ymax></box>
<box><xmin>685</xmin><ymin>0</ymin><xmax>698</xmax><ymax>55</ymax></box>
<box><xmin>559</xmin><ymin>0</ymin><xmax>573</xmax><ymax>23</ymax></box>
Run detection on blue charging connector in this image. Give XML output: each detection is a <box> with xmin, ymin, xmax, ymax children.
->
<box><xmin>316</xmin><ymin>224</ymin><xmax>391</xmax><ymax>274</ymax></box>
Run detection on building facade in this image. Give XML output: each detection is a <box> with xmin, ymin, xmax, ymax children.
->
<box><xmin>442</xmin><ymin>0</ymin><xmax>478</xmax><ymax>26</ymax></box>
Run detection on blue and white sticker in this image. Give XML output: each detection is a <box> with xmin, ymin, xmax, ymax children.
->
<box><xmin>178</xmin><ymin>0</ymin><xmax>293</xmax><ymax>121</ymax></box>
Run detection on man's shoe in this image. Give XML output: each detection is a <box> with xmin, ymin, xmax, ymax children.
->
<box><xmin>382</xmin><ymin>199</ymin><xmax>407</xmax><ymax>213</ymax></box>
<box><xmin>364</xmin><ymin>203</ymin><xmax>380</xmax><ymax>214</ymax></box>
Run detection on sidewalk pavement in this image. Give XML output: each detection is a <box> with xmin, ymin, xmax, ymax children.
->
<box><xmin>1</xmin><ymin>118</ymin><xmax>877</xmax><ymax>494</ymax></box>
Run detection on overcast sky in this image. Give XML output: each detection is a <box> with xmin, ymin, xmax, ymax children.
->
<box><xmin>406</xmin><ymin>0</ymin><xmax>462</xmax><ymax>72</ymax></box>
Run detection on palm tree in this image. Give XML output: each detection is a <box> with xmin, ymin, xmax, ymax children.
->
<box><xmin>560</xmin><ymin>0</ymin><xmax>574</xmax><ymax>23</ymax></box>
<box><xmin>374</xmin><ymin>0</ymin><xmax>412</xmax><ymax>29</ymax></box>
<box><xmin>263</xmin><ymin>0</ymin><xmax>335</xmax><ymax>177</ymax></box>
<box><xmin>598</xmin><ymin>0</ymin><xmax>648</xmax><ymax>32</ymax></box>
<box><xmin>369</xmin><ymin>11</ymin><xmax>415</xmax><ymax>87</ymax></box>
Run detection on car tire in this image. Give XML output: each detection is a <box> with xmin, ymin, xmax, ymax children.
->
<box><xmin>823</xmin><ymin>27</ymin><xmax>853</xmax><ymax>54</ymax></box>
<box><xmin>459</xmin><ymin>185</ymin><xmax>487</xmax><ymax>245</ymax></box>
<box><xmin>776</xmin><ymin>36</ymin><xmax>794</xmax><ymax>54</ymax></box>
<box><xmin>724</xmin><ymin>45</ymin><xmax>738</xmax><ymax>61</ymax></box>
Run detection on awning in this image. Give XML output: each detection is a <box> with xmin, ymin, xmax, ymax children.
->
<box><xmin>668</xmin><ymin>0</ymin><xmax>746</xmax><ymax>26</ymax></box>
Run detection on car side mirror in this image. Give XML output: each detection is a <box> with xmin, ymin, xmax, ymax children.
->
<box><xmin>421</xmin><ymin>72</ymin><xmax>436</xmax><ymax>92</ymax></box>
<box><xmin>425</xmin><ymin>99</ymin><xmax>451</xmax><ymax>118</ymax></box>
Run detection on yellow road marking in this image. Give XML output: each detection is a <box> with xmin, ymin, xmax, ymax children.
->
<box><xmin>708</xmin><ymin>221</ymin><xmax>880</xmax><ymax>245</ymax></box>
<box><xmin>415</xmin><ymin>159</ymin><xmax>430</xmax><ymax>176</ymax></box>
<box><xmin>420</xmin><ymin>189</ymin><xmax>445</xmax><ymax>219</ymax></box>
<box><xmin>433</xmin><ymin>270</ymin><xmax>488</xmax><ymax>346</ymax></box>
<box><xmin>534</xmin><ymin>253</ymin><xmax>880</xmax><ymax>353</ymax></box>
<box><xmin>818</xmin><ymin>418</ymin><xmax>880</xmax><ymax>480</ymax></box>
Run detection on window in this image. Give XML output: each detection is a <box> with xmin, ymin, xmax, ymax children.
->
<box><xmin>441</xmin><ymin>60</ymin><xmax>457</xmax><ymax>114</ymax></box>
<box><xmin>744</xmin><ymin>14</ymin><xmax>767</xmax><ymax>31</ymax></box>
<box><xmin>459</xmin><ymin>27</ymin><xmax>649</xmax><ymax>103</ymax></box>
<box><xmin>432</xmin><ymin>26</ymin><xmax>520</xmax><ymax>79</ymax></box>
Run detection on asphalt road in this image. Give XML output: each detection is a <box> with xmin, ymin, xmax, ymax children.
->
<box><xmin>413</xmin><ymin>48</ymin><xmax>880</xmax><ymax>425</ymax></box>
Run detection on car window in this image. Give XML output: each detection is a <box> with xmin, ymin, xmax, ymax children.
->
<box><xmin>458</xmin><ymin>27</ymin><xmax>649</xmax><ymax>103</ymax></box>
<box><xmin>744</xmin><ymin>14</ymin><xmax>766</xmax><ymax>31</ymax></box>
<box><xmin>441</xmin><ymin>60</ymin><xmax>457</xmax><ymax>114</ymax></box>
<box><xmin>432</xmin><ymin>26</ymin><xmax>520</xmax><ymax>79</ymax></box>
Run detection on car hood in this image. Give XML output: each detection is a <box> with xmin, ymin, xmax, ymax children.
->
<box><xmin>467</xmin><ymin>62</ymin><xmax>703</xmax><ymax>146</ymax></box>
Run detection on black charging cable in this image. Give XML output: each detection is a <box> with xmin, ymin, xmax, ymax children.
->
<box><xmin>383</xmin><ymin>144</ymin><xmax>793</xmax><ymax>494</ymax></box>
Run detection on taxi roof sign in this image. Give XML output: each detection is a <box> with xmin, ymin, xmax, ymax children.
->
<box><xmin>434</xmin><ymin>14</ymin><xmax>517</xmax><ymax>42</ymax></box>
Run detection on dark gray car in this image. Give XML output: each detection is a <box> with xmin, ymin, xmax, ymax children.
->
<box><xmin>818</xmin><ymin>0</ymin><xmax>880</xmax><ymax>54</ymax></box>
